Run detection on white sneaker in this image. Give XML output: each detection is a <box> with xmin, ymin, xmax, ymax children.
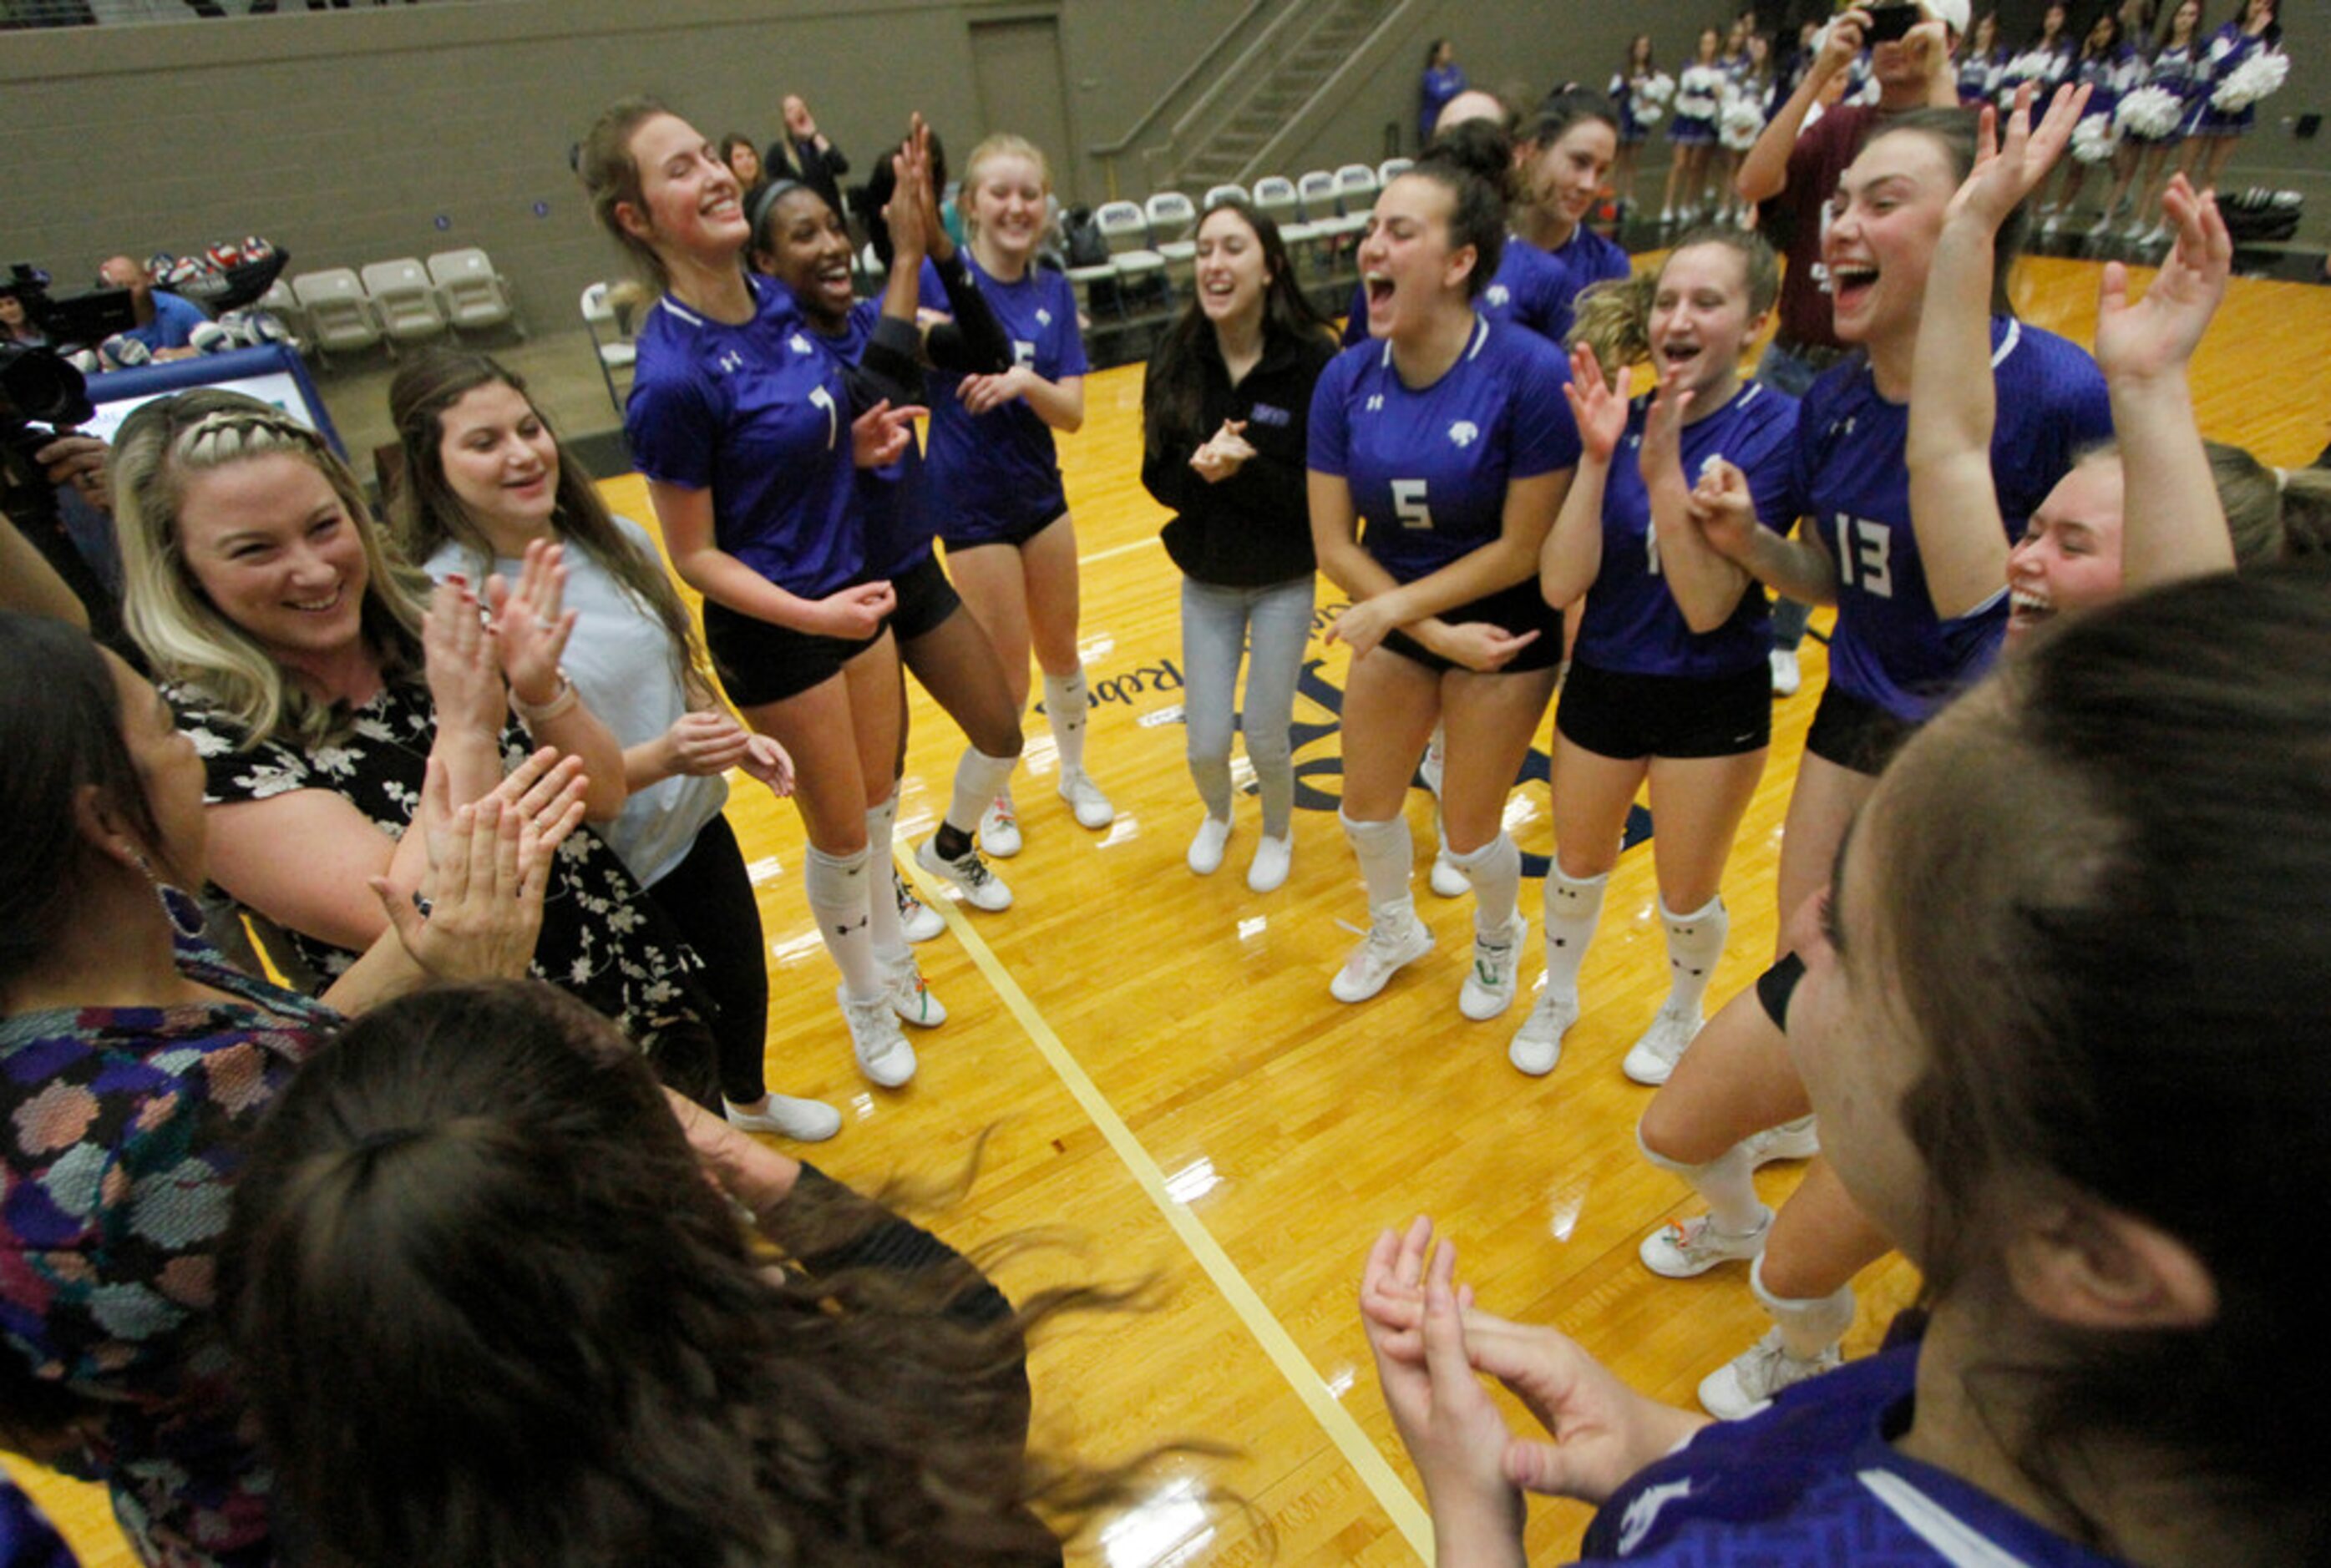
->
<box><xmin>1622</xmin><ymin>1004</ymin><xmax>1704</xmax><ymax>1085</ymax></box>
<box><xmin>884</xmin><ymin>953</ymin><xmax>947</xmax><ymax>1028</ymax></box>
<box><xmin>1639</xmin><ymin>1207</ymin><xmax>1773</xmax><ymax>1279</ymax></box>
<box><xmin>980</xmin><ymin>795</ymin><xmax>1022</xmax><ymax>858</ymax></box>
<box><xmin>2086</xmin><ymin>212</ymin><xmax>2116</xmax><ymax>237</ymax></box>
<box><xmin>1188</xmin><ymin>814</ymin><xmax>1231</xmax><ymax>875</ymax></box>
<box><xmin>1058</xmin><ymin>769</ymin><xmax>1114</xmax><ymax>829</ymax></box>
<box><xmin>1246</xmin><ymin>832</ymin><xmax>1293</xmax><ymax>893</ymax></box>
<box><xmin>1458</xmin><ymin>917</ymin><xmax>1526</xmax><ymax>1021</ymax></box>
<box><xmin>1660</xmin><ymin>205</ymin><xmax>1675</xmax><ymax>224</ymax></box>
<box><xmin>916</xmin><ymin>836</ymin><xmax>1012</xmax><ymax>912</ymax></box>
<box><xmin>1428</xmin><ymin>849</ymin><xmax>1469</xmax><ymax>898</ymax></box>
<box><xmin>1769</xmin><ymin>647</ymin><xmax>1801</xmax><ymax>696</ymax></box>
<box><xmin>896</xmin><ymin>869</ymin><xmax>946</xmax><ymax>943</ymax></box>
<box><xmin>839</xmin><ymin>986</ymin><xmax>917</xmax><ymax>1087</ymax></box>
<box><xmin>724</xmin><ymin>1094</ymin><xmax>844</xmax><ymax>1142</ymax></box>
<box><xmin>1330</xmin><ymin>911</ymin><xmax>1433</xmax><ymax>1003</ymax></box>
<box><xmin>1744</xmin><ymin>1115</ymin><xmax>1820</xmax><ymax>1167</ymax></box>
<box><xmin>1508</xmin><ymin>988</ymin><xmax>1579</xmax><ymax>1076</ymax></box>
<box><xmin>1698</xmin><ymin>1328</ymin><xmax>1841</xmax><ymax>1420</ymax></box>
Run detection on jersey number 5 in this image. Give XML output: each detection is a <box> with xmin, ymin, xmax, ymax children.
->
<box><xmin>1832</xmin><ymin>514</ymin><xmax>1894</xmax><ymax>599</ymax></box>
<box><xmin>1392</xmin><ymin>479</ymin><xmax>1434</xmax><ymax>530</ymax></box>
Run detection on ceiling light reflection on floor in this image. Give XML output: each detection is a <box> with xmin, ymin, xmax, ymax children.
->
<box><xmin>1100</xmin><ymin>1476</ymin><xmax>1214</xmax><ymax>1568</ymax></box>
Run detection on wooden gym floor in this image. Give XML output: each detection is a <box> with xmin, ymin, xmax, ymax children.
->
<box><xmin>11</xmin><ymin>255</ymin><xmax>2329</xmax><ymax>1565</ymax></box>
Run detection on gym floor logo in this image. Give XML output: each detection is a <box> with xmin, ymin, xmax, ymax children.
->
<box><xmin>1071</xmin><ymin>600</ymin><xmax>1652</xmax><ymax>875</ymax></box>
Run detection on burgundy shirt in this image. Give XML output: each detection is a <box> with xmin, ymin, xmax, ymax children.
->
<box><xmin>1763</xmin><ymin>103</ymin><xmax>1883</xmax><ymax>352</ymax></box>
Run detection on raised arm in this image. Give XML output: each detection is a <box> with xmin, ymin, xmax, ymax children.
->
<box><xmin>1639</xmin><ymin>370</ymin><xmax>1758</xmax><ymax>633</ymax></box>
<box><xmin>1737</xmin><ymin>10</ymin><xmax>1868</xmax><ymax>202</ymax></box>
<box><xmin>1540</xmin><ymin>346</ymin><xmax>1628</xmax><ymax>609</ymax></box>
<box><xmin>2094</xmin><ymin>175</ymin><xmax>2235</xmax><ymax>586</ymax></box>
<box><xmin>1908</xmin><ymin>83</ymin><xmax>2090</xmax><ymax>620</ymax></box>
<box><xmin>481</xmin><ymin>541</ymin><xmax>628</xmax><ymax>820</ymax></box>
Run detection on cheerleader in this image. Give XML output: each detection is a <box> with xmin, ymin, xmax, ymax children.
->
<box><xmin>583</xmin><ymin>99</ymin><xmax>929</xmax><ymax>1089</ymax></box>
<box><xmin>2182</xmin><ymin>0</ymin><xmax>2281</xmax><ymax>195</ymax></box>
<box><xmin>1714</xmin><ymin>33</ymin><xmax>1777</xmax><ymax>225</ymax></box>
<box><xmin>1309</xmin><ymin>147</ymin><xmax>1579</xmax><ymax>1015</ymax></box>
<box><xmin>2040</xmin><ymin>13</ymin><xmax>2141</xmax><ymax>231</ymax></box>
<box><xmin>1956</xmin><ymin>10</ymin><xmax>2009</xmax><ymax>105</ymax></box>
<box><xmin>1608</xmin><ymin>35</ymin><xmax>1663</xmax><ymax>214</ymax></box>
<box><xmin>1511</xmin><ymin>229</ymin><xmax>1795</xmax><ymax>1080</ymax></box>
<box><xmin>2111</xmin><ymin>0</ymin><xmax>2210</xmax><ymax>238</ymax></box>
<box><xmin>920</xmin><ymin>134</ymin><xmax>1115</xmax><ymax>856</ymax></box>
<box><xmin>744</xmin><ymin>127</ymin><xmax>1030</xmax><ymax>926</ymax></box>
<box><xmin>1662</xmin><ymin>28</ymin><xmax>1726</xmax><ymax>225</ymax></box>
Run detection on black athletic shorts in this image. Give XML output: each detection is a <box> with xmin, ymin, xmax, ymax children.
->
<box><xmin>940</xmin><ymin>501</ymin><xmax>1067</xmax><ymax>554</ymax></box>
<box><xmin>1556</xmin><ymin>659</ymin><xmax>1771</xmax><ymax>761</ymax></box>
<box><xmin>1756</xmin><ymin>951</ymin><xmax>1807</xmax><ymax>1030</ymax></box>
<box><xmin>703</xmin><ymin>597</ymin><xmax>886</xmax><ymax>709</ymax></box>
<box><xmin>886</xmin><ymin>549</ymin><xmax>964</xmax><ymax>645</ymax></box>
<box><xmin>1803</xmin><ymin>681</ymin><xmax>1918</xmax><ymax>777</ymax></box>
<box><xmin>1379</xmin><ymin>577</ymin><xmax>1563</xmax><ymax>675</ymax></box>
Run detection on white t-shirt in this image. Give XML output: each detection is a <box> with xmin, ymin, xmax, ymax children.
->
<box><xmin>425</xmin><ymin>517</ymin><xmax>727</xmax><ymax>888</ymax></box>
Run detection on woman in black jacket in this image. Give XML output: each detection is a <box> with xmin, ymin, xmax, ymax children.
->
<box><xmin>1140</xmin><ymin>197</ymin><xmax>1335</xmax><ymax>893</ymax></box>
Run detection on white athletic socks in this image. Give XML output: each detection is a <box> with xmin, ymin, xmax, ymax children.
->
<box><xmin>1639</xmin><ymin>1123</ymin><xmax>1767</xmax><ymax>1237</ymax></box>
<box><xmin>1751</xmin><ymin>1252</ymin><xmax>1857</xmax><ymax>1362</ymax></box>
<box><xmin>1540</xmin><ymin>866</ymin><xmax>1609</xmax><ymax>1004</ymax></box>
<box><xmin>804</xmin><ymin>843</ymin><xmax>882</xmax><ymax>1001</ymax></box>
<box><xmin>1660</xmin><ymin>893</ymin><xmax>1728</xmax><ymax>1018</ymax></box>
<box><xmin>1446</xmin><ymin>832</ymin><xmax>1522</xmax><ymax>938</ymax></box>
<box><xmin>1043</xmin><ymin>668</ymin><xmax>1092</xmax><ymax>776</ymax></box>
<box><xmin>1340</xmin><ymin>809</ymin><xmax>1414</xmax><ymax>916</ymax></box>
<box><xmin>949</xmin><ymin>746</ymin><xmax>1017</xmax><ymax>838</ymax></box>
<box><xmin>864</xmin><ymin>794</ymin><xmax>907</xmax><ymax>964</ymax></box>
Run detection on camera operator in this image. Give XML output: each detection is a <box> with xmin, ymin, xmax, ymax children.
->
<box><xmin>3</xmin><ymin>344</ymin><xmax>134</xmax><ymax>664</ymax></box>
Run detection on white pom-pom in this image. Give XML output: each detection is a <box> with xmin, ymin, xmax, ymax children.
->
<box><xmin>1636</xmin><ymin>99</ymin><xmax>1667</xmax><ymax>126</ymax></box>
<box><xmin>2114</xmin><ymin>84</ymin><xmax>2184</xmax><ymax>140</ymax></box>
<box><xmin>2212</xmin><ymin>48</ymin><xmax>2288</xmax><ymax>113</ymax></box>
<box><xmin>1720</xmin><ymin>95</ymin><xmax>1766</xmax><ymax>151</ymax></box>
<box><xmin>2070</xmin><ymin>114</ymin><xmax>2120</xmax><ymax>164</ymax></box>
<box><xmin>2001</xmin><ymin>49</ymin><xmax>2050</xmax><ymax>83</ymax></box>
<box><xmin>1641</xmin><ymin>72</ymin><xmax>1676</xmax><ymax>104</ymax></box>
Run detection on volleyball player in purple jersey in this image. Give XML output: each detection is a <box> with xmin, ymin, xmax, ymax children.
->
<box><xmin>583</xmin><ymin>100</ymin><xmax>929</xmax><ymax>1090</ymax></box>
<box><xmin>920</xmin><ymin>134</ymin><xmax>1112</xmax><ymax>857</ymax></box>
<box><xmin>1309</xmin><ymin>147</ymin><xmax>1579</xmax><ymax>1019</ymax></box>
<box><xmin>1513</xmin><ymin>230</ymin><xmax>1796</xmax><ymax>1085</ymax></box>
<box><xmin>745</xmin><ymin>125</ymin><xmax>1029</xmax><ymax>928</ymax></box>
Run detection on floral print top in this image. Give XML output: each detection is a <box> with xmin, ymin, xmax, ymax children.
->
<box><xmin>166</xmin><ymin>675</ymin><xmax>707</xmax><ymax>1048</ymax></box>
<box><xmin>0</xmin><ymin>940</ymin><xmax>333</xmax><ymax>1568</ymax></box>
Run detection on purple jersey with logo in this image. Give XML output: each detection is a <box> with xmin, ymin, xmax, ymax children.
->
<box><xmin>626</xmin><ymin>276</ymin><xmax>864</xmax><ymax>597</ymax></box>
<box><xmin>1581</xmin><ymin>1344</ymin><xmax>2136</xmax><ymax>1565</ymax></box>
<box><xmin>1776</xmin><ymin>318</ymin><xmax>2110</xmax><ymax>722</ymax></box>
<box><xmin>1575</xmin><ymin>380</ymin><xmax>1801</xmax><ymax>680</ymax></box>
<box><xmin>1309</xmin><ymin>316</ymin><xmax>1580</xmax><ymax>581</ymax></box>
<box><xmin>920</xmin><ymin>255</ymin><xmax>1087</xmax><ymax>542</ymax></box>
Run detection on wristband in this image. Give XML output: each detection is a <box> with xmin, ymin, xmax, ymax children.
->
<box><xmin>513</xmin><ymin>670</ymin><xmax>577</xmax><ymax>726</ymax></box>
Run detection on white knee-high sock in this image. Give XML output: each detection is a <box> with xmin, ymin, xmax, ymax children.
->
<box><xmin>1340</xmin><ymin>810</ymin><xmax>1414</xmax><ymax>917</ymax></box>
<box><xmin>949</xmin><ymin>746</ymin><xmax>1017</xmax><ymax>837</ymax></box>
<box><xmin>1751</xmin><ymin>1252</ymin><xmax>1857</xmax><ymax>1361</ymax></box>
<box><xmin>1447</xmin><ymin>832</ymin><xmax>1522</xmax><ymax>938</ymax></box>
<box><xmin>804</xmin><ymin>844</ymin><xmax>881</xmax><ymax>1001</ymax></box>
<box><xmin>1660</xmin><ymin>894</ymin><xmax>1728</xmax><ymax>1018</ymax></box>
<box><xmin>1540</xmin><ymin>867</ymin><xmax>1609</xmax><ymax>1004</ymax></box>
<box><xmin>865</xmin><ymin>796</ymin><xmax>907</xmax><ymax>964</ymax></box>
<box><xmin>1639</xmin><ymin>1123</ymin><xmax>1767</xmax><ymax>1237</ymax></box>
<box><xmin>1043</xmin><ymin>668</ymin><xmax>1092</xmax><ymax>777</ymax></box>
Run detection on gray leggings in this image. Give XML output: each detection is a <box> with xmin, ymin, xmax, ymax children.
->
<box><xmin>1180</xmin><ymin>573</ymin><xmax>1315</xmax><ymax>837</ymax></box>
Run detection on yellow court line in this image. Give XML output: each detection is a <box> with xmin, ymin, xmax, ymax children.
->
<box><xmin>902</xmin><ymin>858</ymin><xmax>1437</xmax><ymax>1563</ymax></box>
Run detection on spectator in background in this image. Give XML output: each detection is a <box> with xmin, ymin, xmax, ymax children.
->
<box><xmin>719</xmin><ymin>132</ymin><xmax>770</xmax><ymax>205</ymax></box>
<box><xmin>0</xmin><ymin>281</ymin><xmax>49</xmax><ymax>347</ymax></box>
<box><xmin>1419</xmin><ymin>38</ymin><xmax>1467</xmax><ymax>151</ymax></box>
<box><xmin>96</xmin><ymin>255</ymin><xmax>209</xmax><ymax>362</ymax></box>
<box><xmin>766</xmin><ymin>94</ymin><xmax>849</xmax><ymax>216</ymax></box>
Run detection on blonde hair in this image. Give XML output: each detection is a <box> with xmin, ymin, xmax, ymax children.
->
<box><xmin>1567</xmin><ymin>225</ymin><xmax>1779</xmax><ymax>383</ymax></box>
<box><xmin>113</xmin><ymin>391</ymin><xmax>431</xmax><ymax>748</ymax></box>
<box><xmin>959</xmin><ymin>133</ymin><xmax>1051</xmax><ymax>237</ymax></box>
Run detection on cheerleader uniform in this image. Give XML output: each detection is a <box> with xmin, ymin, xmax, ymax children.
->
<box><xmin>1670</xmin><ymin>63</ymin><xmax>1725</xmax><ymax>147</ymax></box>
<box><xmin>1308</xmin><ymin>316</ymin><xmax>1580</xmax><ymax>674</ymax></box>
<box><xmin>1610</xmin><ymin>71</ymin><xmax>1655</xmax><ymax>144</ymax></box>
<box><xmin>1956</xmin><ymin>46</ymin><xmax>2009</xmax><ymax>107</ymax></box>
<box><xmin>2069</xmin><ymin>44</ymin><xmax>2143</xmax><ymax>142</ymax></box>
<box><xmin>2191</xmin><ymin>23</ymin><xmax>2273</xmax><ymax>139</ymax></box>
<box><xmin>2129</xmin><ymin>41</ymin><xmax>2206</xmax><ymax>145</ymax></box>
